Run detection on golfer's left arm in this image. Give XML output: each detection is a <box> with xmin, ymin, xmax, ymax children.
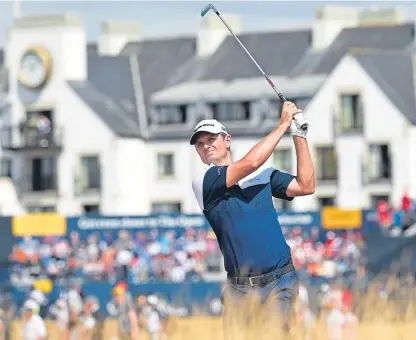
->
<box><xmin>286</xmin><ymin>135</ymin><xmax>315</xmax><ymax>197</ymax></box>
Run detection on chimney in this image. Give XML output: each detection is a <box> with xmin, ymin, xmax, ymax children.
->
<box><xmin>358</xmin><ymin>6</ymin><xmax>405</xmax><ymax>26</ymax></box>
<box><xmin>197</xmin><ymin>14</ymin><xmax>241</xmax><ymax>57</ymax></box>
<box><xmin>98</xmin><ymin>21</ymin><xmax>141</xmax><ymax>56</ymax></box>
<box><xmin>312</xmin><ymin>5</ymin><xmax>359</xmax><ymax>50</ymax></box>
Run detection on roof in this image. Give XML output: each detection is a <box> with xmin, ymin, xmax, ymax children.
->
<box><xmin>150</xmin><ymin>22</ymin><xmax>416</xmax><ymax>130</ymax></box>
<box><xmin>70</xmin><ymin>21</ymin><xmax>416</xmax><ymax>137</ymax></box>
<box><xmin>68</xmin><ymin>80</ymin><xmax>140</xmax><ymax>137</ymax></box>
<box><xmin>164</xmin><ymin>30</ymin><xmax>312</xmax><ymax>85</ymax></box>
<box><xmin>120</xmin><ymin>36</ymin><xmax>197</xmax><ymax>98</ymax></box>
<box><xmin>68</xmin><ymin>55</ymin><xmax>140</xmax><ymax>137</ymax></box>
<box><xmin>351</xmin><ymin>49</ymin><xmax>416</xmax><ymax>125</ymax></box>
<box><xmin>87</xmin><ymin>55</ymin><xmax>138</xmax><ymax>124</ymax></box>
<box><xmin>290</xmin><ymin>23</ymin><xmax>415</xmax><ymax>77</ymax></box>
<box><xmin>69</xmin><ymin>37</ymin><xmax>197</xmax><ymax>137</ymax></box>
<box><xmin>151</xmin><ymin>75</ymin><xmax>326</xmax><ymax>104</ymax></box>
<box><xmin>87</xmin><ymin>43</ymin><xmax>98</xmax><ymax>56</ymax></box>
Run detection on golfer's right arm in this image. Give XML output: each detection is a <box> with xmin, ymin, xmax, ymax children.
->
<box><xmin>226</xmin><ymin>102</ymin><xmax>298</xmax><ymax>188</ymax></box>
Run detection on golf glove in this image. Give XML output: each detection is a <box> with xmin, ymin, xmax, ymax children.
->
<box><xmin>290</xmin><ymin>111</ymin><xmax>308</xmax><ymax>138</ymax></box>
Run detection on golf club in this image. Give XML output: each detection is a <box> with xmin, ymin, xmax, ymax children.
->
<box><xmin>201</xmin><ymin>4</ymin><xmax>308</xmax><ymax>131</ymax></box>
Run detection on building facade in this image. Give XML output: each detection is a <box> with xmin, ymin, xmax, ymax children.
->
<box><xmin>0</xmin><ymin>5</ymin><xmax>415</xmax><ymax>215</ymax></box>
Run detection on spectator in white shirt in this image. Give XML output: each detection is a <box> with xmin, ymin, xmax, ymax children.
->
<box><xmin>21</xmin><ymin>300</ymin><xmax>47</xmax><ymax>340</ymax></box>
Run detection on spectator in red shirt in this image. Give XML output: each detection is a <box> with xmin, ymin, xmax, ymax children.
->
<box><xmin>377</xmin><ymin>200</ymin><xmax>392</xmax><ymax>229</ymax></box>
<box><xmin>402</xmin><ymin>192</ymin><xmax>413</xmax><ymax>212</ymax></box>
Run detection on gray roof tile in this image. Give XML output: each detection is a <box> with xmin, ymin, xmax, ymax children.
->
<box><xmin>120</xmin><ymin>36</ymin><xmax>196</xmax><ymax>98</ymax></box>
<box><xmin>87</xmin><ymin>43</ymin><xmax>98</xmax><ymax>55</ymax></box>
<box><xmin>68</xmin><ymin>80</ymin><xmax>140</xmax><ymax>137</ymax></box>
<box><xmin>352</xmin><ymin>50</ymin><xmax>416</xmax><ymax>124</ymax></box>
<box><xmin>87</xmin><ymin>55</ymin><xmax>138</xmax><ymax>124</ymax></box>
<box><xmin>292</xmin><ymin>23</ymin><xmax>415</xmax><ymax>76</ymax></box>
<box><xmin>199</xmin><ymin>30</ymin><xmax>312</xmax><ymax>81</ymax></box>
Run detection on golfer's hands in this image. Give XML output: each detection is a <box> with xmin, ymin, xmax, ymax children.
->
<box><xmin>291</xmin><ymin>111</ymin><xmax>308</xmax><ymax>138</ymax></box>
<box><xmin>279</xmin><ymin>102</ymin><xmax>299</xmax><ymax>129</ymax></box>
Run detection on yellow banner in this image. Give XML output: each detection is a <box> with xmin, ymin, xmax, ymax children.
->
<box><xmin>322</xmin><ymin>207</ymin><xmax>362</xmax><ymax>229</ymax></box>
<box><xmin>12</xmin><ymin>213</ymin><xmax>66</xmax><ymax>236</ymax></box>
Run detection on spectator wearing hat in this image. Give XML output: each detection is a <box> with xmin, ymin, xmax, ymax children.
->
<box><xmin>110</xmin><ymin>284</ymin><xmax>140</xmax><ymax>340</ymax></box>
<box><xmin>143</xmin><ymin>295</ymin><xmax>166</xmax><ymax>340</ymax></box>
<box><xmin>21</xmin><ymin>300</ymin><xmax>47</xmax><ymax>340</ymax></box>
<box><xmin>78</xmin><ymin>296</ymin><xmax>104</xmax><ymax>340</ymax></box>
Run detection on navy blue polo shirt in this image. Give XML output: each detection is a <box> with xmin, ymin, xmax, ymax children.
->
<box><xmin>192</xmin><ymin>165</ymin><xmax>295</xmax><ymax>276</ymax></box>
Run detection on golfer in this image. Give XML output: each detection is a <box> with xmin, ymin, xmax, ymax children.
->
<box><xmin>190</xmin><ymin>102</ymin><xmax>315</xmax><ymax>329</ymax></box>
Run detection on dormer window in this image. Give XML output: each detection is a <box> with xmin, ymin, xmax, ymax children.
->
<box><xmin>155</xmin><ymin>105</ymin><xmax>187</xmax><ymax>124</ymax></box>
<box><xmin>213</xmin><ymin>101</ymin><xmax>251</xmax><ymax>121</ymax></box>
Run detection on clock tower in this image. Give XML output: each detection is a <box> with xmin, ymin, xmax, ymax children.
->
<box><xmin>6</xmin><ymin>13</ymin><xmax>87</xmax><ymax>125</ymax></box>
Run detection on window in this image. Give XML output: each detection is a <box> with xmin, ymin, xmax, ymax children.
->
<box><xmin>80</xmin><ymin>156</ymin><xmax>101</xmax><ymax>190</ymax></box>
<box><xmin>269</xmin><ymin>97</ymin><xmax>310</xmax><ymax>119</ymax></box>
<box><xmin>157</xmin><ymin>153</ymin><xmax>174</xmax><ymax>178</ymax></box>
<box><xmin>269</xmin><ymin>100</ymin><xmax>282</xmax><ymax>119</ymax></box>
<box><xmin>214</xmin><ymin>102</ymin><xmax>251</xmax><ymax>121</ymax></box>
<box><xmin>273</xmin><ymin>149</ymin><xmax>292</xmax><ymax>173</ymax></box>
<box><xmin>318</xmin><ymin>196</ymin><xmax>335</xmax><ymax>208</ymax></box>
<box><xmin>31</xmin><ymin>157</ymin><xmax>56</xmax><ymax>191</ymax></box>
<box><xmin>152</xmin><ymin>202</ymin><xmax>181</xmax><ymax>213</ymax></box>
<box><xmin>371</xmin><ymin>195</ymin><xmax>389</xmax><ymax>209</ymax></box>
<box><xmin>83</xmin><ymin>205</ymin><xmax>100</xmax><ymax>214</ymax></box>
<box><xmin>156</xmin><ymin>105</ymin><xmax>187</xmax><ymax>124</ymax></box>
<box><xmin>367</xmin><ymin>144</ymin><xmax>391</xmax><ymax>181</ymax></box>
<box><xmin>292</xmin><ymin>97</ymin><xmax>310</xmax><ymax>110</ymax></box>
<box><xmin>340</xmin><ymin>94</ymin><xmax>363</xmax><ymax>132</ymax></box>
<box><xmin>0</xmin><ymin>158</ymin><xmax>11</xmax><ymax>177</ymax></box>
<box><xmin>316</xmin><ymin>146</ymin><xmax>337</xmax><ymax>181</ymax></box>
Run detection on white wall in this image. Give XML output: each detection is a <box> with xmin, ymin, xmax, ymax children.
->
<box><xmin>57</xmin><ymin>84</ymin><xmax>116</xmax><ymax>215</ymax></box>
<box><xmin>147</xmin><ymin>141</ymin><xmax>197</xmax><ymax>214</ymax></box>
<box><xmin>0</xmin><ymin>177</ymin><xmax>24</xmax><ymax>215</ymax></box>
<box><xmin>111</xmin><ymin>137</ymin><xmax>148</xmax><ymax>215</ymax></box>
<box><xmin>300</xmin><ymin>54</ymin><xmax>410</xmax><ymax>210</ymax></box>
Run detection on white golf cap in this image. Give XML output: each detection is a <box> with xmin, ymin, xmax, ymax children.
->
<box><xmin>22</xmin><ymin>299</ymin><xmax>39</xmax><ymax>312</ymax></box>
<box><xmin>147</xmin><ymin>295</ymin><xmax>158</xmax><ymax>305</ymax></box>
<box><xmin>189</xmin><ymin>119</ymin><xmax>228</xmax><ymax>145</ymax></box>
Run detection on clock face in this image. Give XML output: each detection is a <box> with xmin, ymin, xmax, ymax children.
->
<box><xmin>19</xmin><ymin>48</ymin><xmax>51</xmax><ymax>89</ymax></box>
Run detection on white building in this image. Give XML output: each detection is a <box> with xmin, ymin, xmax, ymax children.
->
<box><xmin>0</xmin><ymin>5</ymin><xmax>415</xmax><ymax>215</ymax></box>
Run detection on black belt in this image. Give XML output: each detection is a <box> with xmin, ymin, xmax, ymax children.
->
<box><xmin>227</xmin><ymin>263</ymin><xmax>295</xmax><ymax>287</ymax></box>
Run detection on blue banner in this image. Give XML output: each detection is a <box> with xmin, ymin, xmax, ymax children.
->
<box><xmin>67</xmin><ymin>214</ymin><xmax>211</xmax><ymax>238</ymax></box>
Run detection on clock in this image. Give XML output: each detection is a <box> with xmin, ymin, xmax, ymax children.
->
<box><xmin>18</xmin><ymin>47</ymin><xmax>52</xmax><ymax>89</ymax></box>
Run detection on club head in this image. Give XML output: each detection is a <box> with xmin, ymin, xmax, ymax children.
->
<box><xmin>201</xmin><ymin>4</ymin><xmax>213</xmax><ymax>17</ymax></box>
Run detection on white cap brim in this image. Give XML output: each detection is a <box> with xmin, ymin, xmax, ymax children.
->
<box><xmin>189</xmin><ymin>121</ymin><xmax>227</xmax><ymax>145</ymax></box>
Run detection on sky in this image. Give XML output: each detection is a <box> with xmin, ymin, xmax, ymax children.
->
<box><xmin>0</xmin><ymin>1</ymin><xmax>415</xmax><ymax>45</ymax></box>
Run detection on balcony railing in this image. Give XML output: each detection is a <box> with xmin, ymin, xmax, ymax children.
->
<box><xmin>0</xmin><ymin>126</ymin><xmax>63</xmax><ymax>151</ymax></box>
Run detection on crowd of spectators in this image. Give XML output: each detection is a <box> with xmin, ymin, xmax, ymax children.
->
<box><xmin>9</xmin><ymin>223</ymin><xmax>367</xmax><ymax>290</ymax></box>
<box><xmin>8</xmin><ymin>192</ymin><xmax>415</xmax><ymax>290</ymax></box>
<box><xmin>9</xmin><ymin>228</ymin><xmax>222</xmax><ymax>287</ymax></box>
<box><xmin>283</xmin><ymin>227</ymin><xmax>366</xmax><ymax>284</ymax></box>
